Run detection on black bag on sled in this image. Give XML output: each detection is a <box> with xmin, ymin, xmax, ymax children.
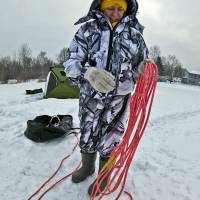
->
<box><xmin>24</xmin><ymin>115</ymin><xmax>73</xmax><ymax>142</ymax></box>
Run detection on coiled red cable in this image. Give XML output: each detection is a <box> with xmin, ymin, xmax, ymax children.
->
<box><xmin>27</xmin><ymin>62</ymin><xmax>158</xmax><ymax>200</ymax></box>
<box><xmin>26</xmin><ymin>133</ymin><xmax>81</xmax><ymax>200</ymax></box>
<box><xmin>90</xmin><ymin>62</ymin><xmax>158</xmax><ymax>200</ymax></box>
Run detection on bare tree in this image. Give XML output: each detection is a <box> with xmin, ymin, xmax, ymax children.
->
<box><xmin>164</xmin><ymin>55</ymin><xmax>182</xmax><ymax>80</ymax></box>
<box><xmin>149</xmin><ymin>46</ymin><xmax>167</xmax><ymax>76</ymax></box>
<box><xmin>0</xmin><ymin>56</ymin><xmax>11</xmax><ymax>82</ymax></box>
<box><xmin>18</xmin><ymin>43</ymin><xmax>32</xmax><ymax>68</ymax></box>
<box><xmin>149</xmin><ymin>45</ymin><xmax>161</xmax><ymax>60</ymax></box>
<box><xmin>56</xmin><ymin>48</ymin><xmax>68</xmax><ymax>65</ymax></box>
<box><xmin>37</xmin><ymin>51</ymin><xmax>48</xmax><ymax>66</ymax></box>
<box><xmin>35</xmin><ymin>51</ymin><xmax>54</xmax><ymax>79</ymax></box>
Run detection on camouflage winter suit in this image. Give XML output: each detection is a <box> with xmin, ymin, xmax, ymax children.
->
<box><xmin>64</xmin><ymin>0</ymin><xmax>148</xmax><ymax>157</ymax></box>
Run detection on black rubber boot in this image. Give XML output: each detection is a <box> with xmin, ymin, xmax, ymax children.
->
<box><xmin>72</xmin><ymin>151</ymin><xmax>97</xmax><ymax>183</ymax></box>
<box><xmin>88</xmin><ymin>156</ymin><xmax>111</xmax><ymax>196</ymax></box>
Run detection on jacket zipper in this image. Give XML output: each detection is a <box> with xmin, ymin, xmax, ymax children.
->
<box><xmin>106</xmin><ymin>29</ymin><xmax>114</xmax><ymax>71</ymax></box>
<box><xmin>106</xmin><ymin>21</ymin><xmax>120</xmax><ymax>71</ymax></box>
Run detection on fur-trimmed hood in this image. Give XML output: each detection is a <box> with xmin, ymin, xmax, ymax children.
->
<box><xmin>74</xmin><ymin>0</ymin><xmax>142</xmax><ymax>32</ymax></box>
<box><xmin>87</xmin><ymin>0</ymin><xmax>138</xmax><ymax>17</ymax></box>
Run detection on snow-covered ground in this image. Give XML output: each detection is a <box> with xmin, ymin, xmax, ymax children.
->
<box><xmin>0</xmin><ymin>81</ymin><xmax>200</xmax><ymax>200</ymax></box>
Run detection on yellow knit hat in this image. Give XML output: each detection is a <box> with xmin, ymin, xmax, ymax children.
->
<box><xmin>100</xmin><ymin>0</ymin><xmax>128</xmax><ymax>12</ymax></box>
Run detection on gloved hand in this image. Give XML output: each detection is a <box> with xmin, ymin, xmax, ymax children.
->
<box><xmin>138</xmin><ymin>59</ymin><xmax>155</xmax><ymax>74</ymax></box>
<box><xmin>84</xmin><ymin>67</ymin><xmax>115</xmax><ymax>93</ymax></box>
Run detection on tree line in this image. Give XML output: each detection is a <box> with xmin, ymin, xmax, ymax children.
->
<box><xmin>0</xmin><ymin>44</ymin><xmax>68</xmax><ymax>83</ymax></box>
<box><xmin>149</xmin><ymin>46</ymin><xmax>188</xmax><ymax>81</ymax></box>
<box><xmin>0</xmin><ymin>44</ymin><xmax>188</xmax><ymax>83</ymax></box>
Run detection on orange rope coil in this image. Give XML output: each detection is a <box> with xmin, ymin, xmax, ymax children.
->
<box><xmin>90</xmin><ymin>62</ymin><xmax>158</xmax><ymax>200</ymax></box>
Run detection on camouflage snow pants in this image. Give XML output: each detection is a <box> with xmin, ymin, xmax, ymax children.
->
<box><xmin>79</xmin><ymin>93</ymin><xmax>131</xmax><ymax>157</ymax></box>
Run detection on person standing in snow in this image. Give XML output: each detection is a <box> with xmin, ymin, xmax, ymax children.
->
<box><xmin>64</xmin><ymin>0</ymin><xmax>153</xmax><ymax>195</ymax></box>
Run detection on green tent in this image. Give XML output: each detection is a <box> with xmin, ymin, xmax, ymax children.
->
<box><xmin>44</xmin><ymin>66</ymin><xmax>79</xmax><ymax>99</ymax></box>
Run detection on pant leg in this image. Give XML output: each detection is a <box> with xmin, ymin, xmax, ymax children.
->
<box><xmin>79</xmin><ymin>94</ymin><xmax>105</xmax><ymax>153</ymax></box>
<box><xmin>97</xmin><ymin>94</ymin><xmax>131</xmax><ymax>157</ymax></box>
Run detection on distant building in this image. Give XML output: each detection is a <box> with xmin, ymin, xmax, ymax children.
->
<box><xmin>7</xmin><ymin>79</ymin><xmax>18</xmax><ymax>84</ymax></box>
<box><xmin>182</xmin><ymin>71</ymin><xmax>200</xmax><ymax>86</ymax></box>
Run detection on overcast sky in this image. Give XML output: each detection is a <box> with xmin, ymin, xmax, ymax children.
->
<box><xmin>0</xmin><ymin>0</ymin><xmax>199</xmax><ymax>72</ymax></box>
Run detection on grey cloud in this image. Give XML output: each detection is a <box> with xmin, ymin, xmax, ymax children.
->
<box><xmin>139</xmin><ymin>0</ymin><xmax>200</xmax><ymax>71</ymax></box>
<box><xmin>0</xmin><ymin>0</ymin><xmax>199</xmax><ymax>72</ymax></box>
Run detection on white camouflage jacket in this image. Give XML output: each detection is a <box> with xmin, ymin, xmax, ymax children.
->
<box><xmin>63</xmin><ymin>0</ymin><xmax>148</xmax><ymax>98</ymax></box>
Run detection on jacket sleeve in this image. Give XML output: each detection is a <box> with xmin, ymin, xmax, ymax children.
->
<box><xmin>138</xmin><ymin>34</ymin><xmax>149</xmax><ymax>62</ymax></box>
<box><xmin>132</xmin><ymin>33</ymin><xmax>149</xmax><ymax>78</ymax></box>
<box><xmin>63</xmin><ymin>26</ymin><xmax>88</xmax><ymax>85</ymax></box>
